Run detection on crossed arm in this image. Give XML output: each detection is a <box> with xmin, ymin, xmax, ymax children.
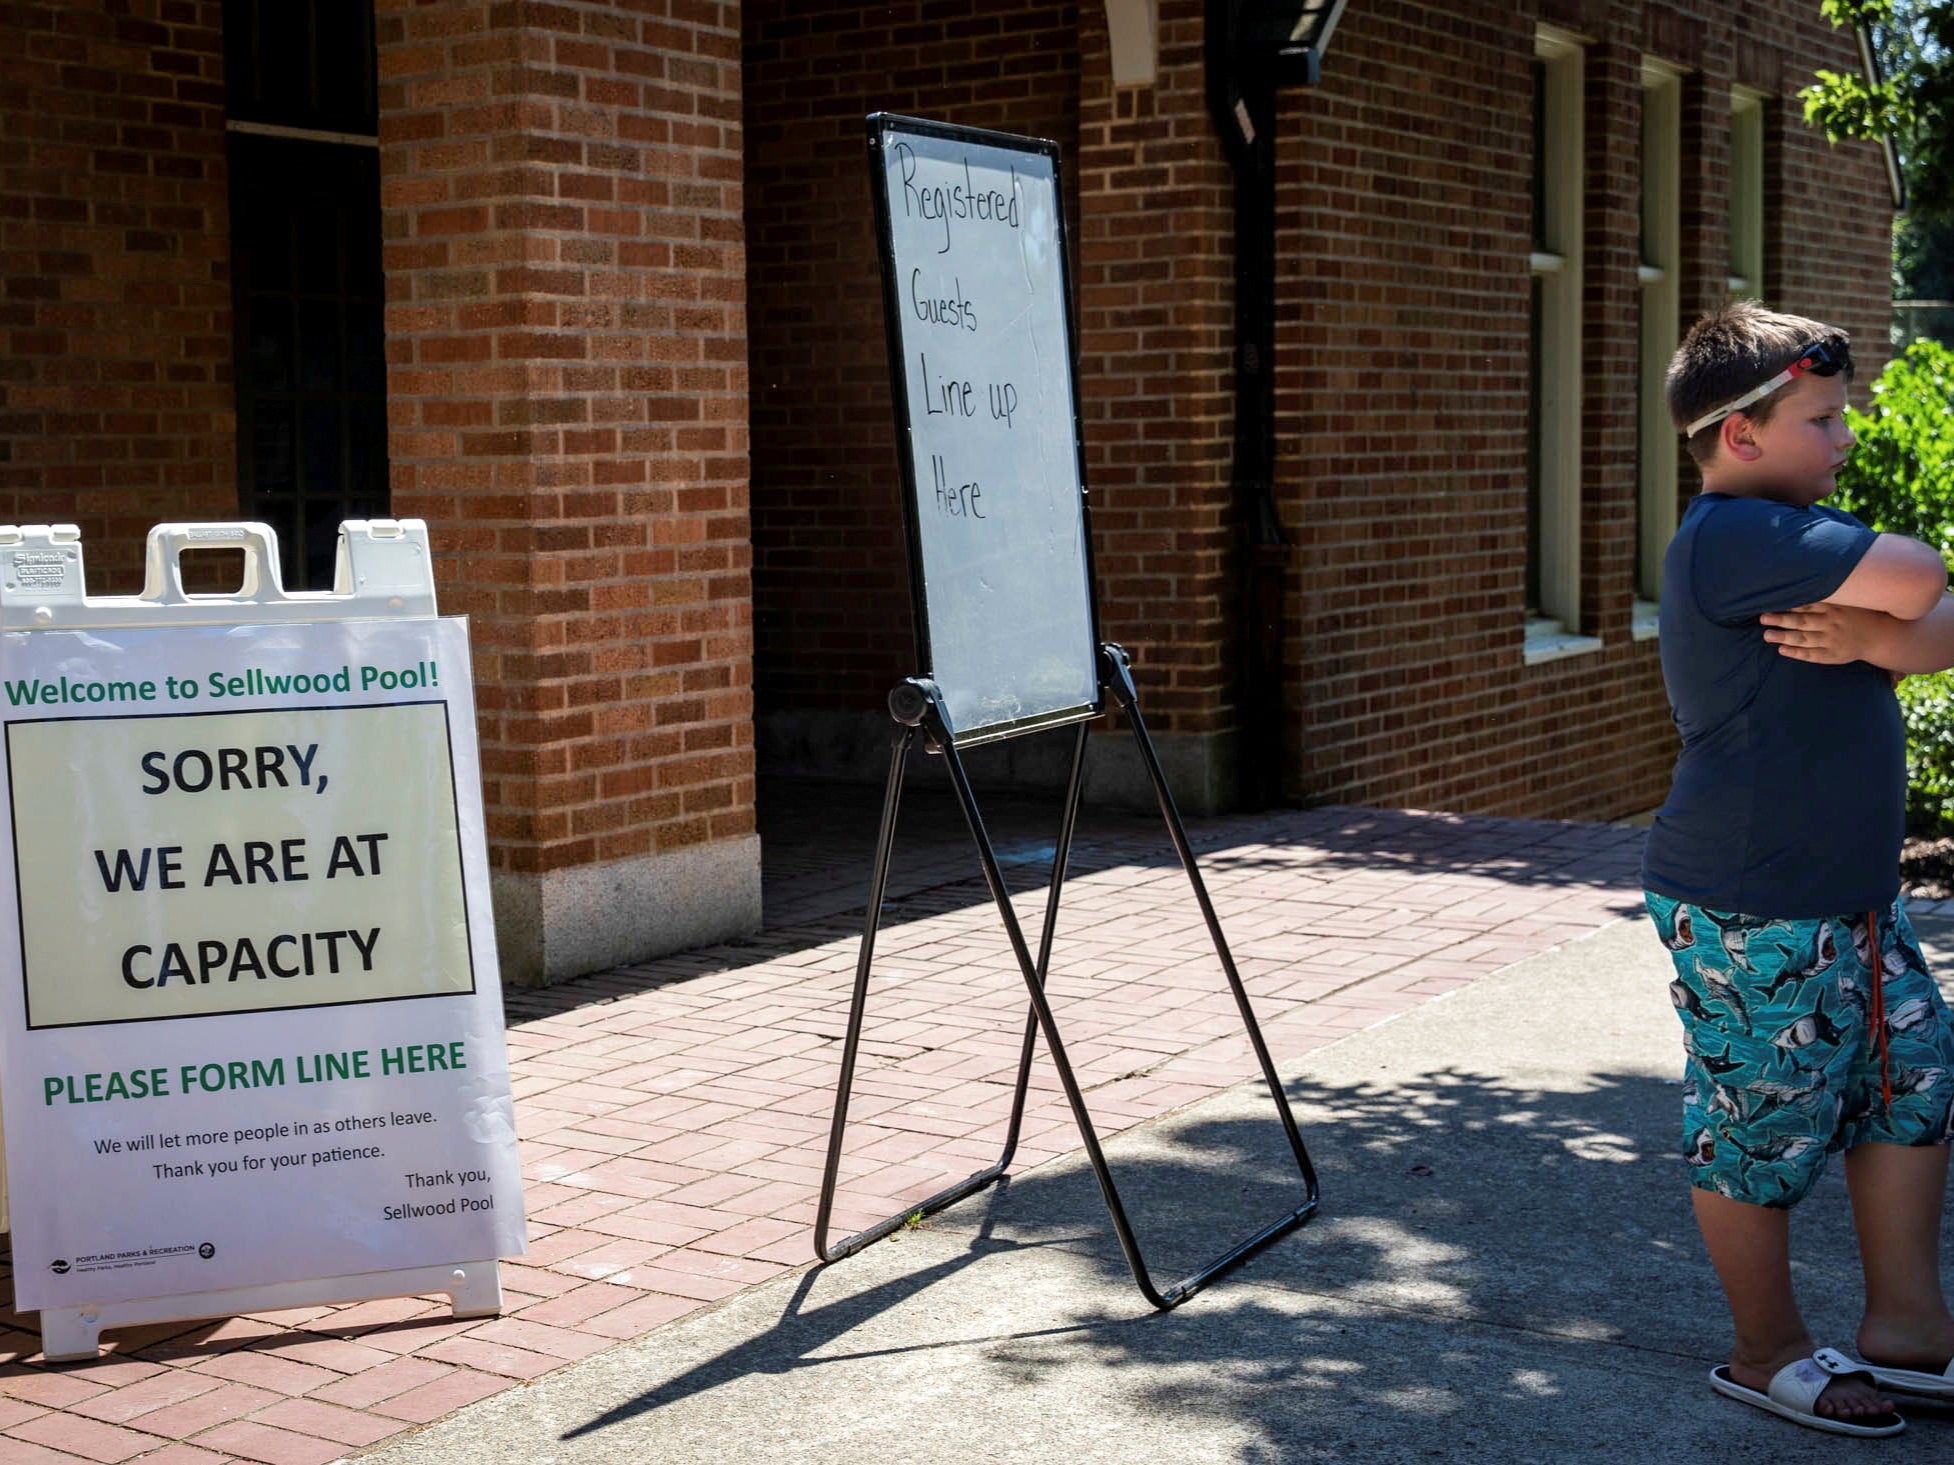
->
<box><xmin>1761</xmin><ymin>534</ymin><xmax>1954</xmax><ymax>673</ymax></box>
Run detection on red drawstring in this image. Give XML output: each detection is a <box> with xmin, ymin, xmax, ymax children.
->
<box><xmin>1868</xmin><ymin>908</ymin><xmax>1892</xmax><ymax>1111</ymax></box>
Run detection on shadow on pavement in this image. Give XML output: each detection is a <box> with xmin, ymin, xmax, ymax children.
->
<box><xmin>546</xmin><ymin>1061</ymin><xmax>1720</xmax><ymax>1460</ymax></box>
<box><xmin>355</xmin><ymin>916</ymin><xmax>1954</xmax><ymax>1465</ymax></box>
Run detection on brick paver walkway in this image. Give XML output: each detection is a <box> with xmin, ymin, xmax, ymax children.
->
<box><xmin>0</xmin><ymin>786</ymin><xmax>1669</xmax><ymax>1464</ymax></box>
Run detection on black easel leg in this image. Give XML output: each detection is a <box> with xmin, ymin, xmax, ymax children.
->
<box><xmin>939</xmin><ymin>657</ymin><xmax>1317</xmax><ymax>1310</ymax></box>
<box><xmin>931</xmin><ymin>713</ymin><xmax>1175</xmax><ymax>1303</ymax></box>
<box><xmin>995</xmin><ymin>719</ymin><xmax>1090</xmax><ymax>1168</ymax></box>
<box><xmin>1100</xmin><ymin>644</ymin><xmax>1320</xmax><ymax>1267</ymax></box>
<box><xmin>813</xmin><ymin>720</ymin><xmax>921</xmax><ymax>1261</ymax></box>
<box><xmin>817</xmin><ymin>667</ymin><xmax>1316</xmax><ymax>1309</ymax></box>
<box><xmin>813</xmin><ymin>697</ymin><xmax>1086</xmax><ymax>1263</ymax></box>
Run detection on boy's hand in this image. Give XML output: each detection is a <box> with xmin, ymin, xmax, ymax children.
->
<box><xmin>1759</xmin><ymin>601</ymin><xmax>1895</xmax><ymax>664</ymax></box>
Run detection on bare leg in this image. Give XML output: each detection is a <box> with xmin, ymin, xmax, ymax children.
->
<box><xmin>1693</xmin><ymin>1187</ymin><xmax>1895</xmax><ymax>1419</ymax></box>
<box><xmin>1847</xmin><ymin>1141</ymin><xmax>1954</xmax><ymax>1370</ymax></box>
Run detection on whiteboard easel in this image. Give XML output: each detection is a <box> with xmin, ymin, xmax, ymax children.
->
<box><xmin>813</xmin><ymin>118</ymin><xmax>1319</xmax><ymax>1311</ymax></box>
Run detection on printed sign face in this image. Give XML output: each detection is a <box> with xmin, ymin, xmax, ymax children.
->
<box><xmin>13</xmin><ymin>702</ymin><xmax>472</xmax><ymax>1028</ymax></box>
<box><xmin>0</xmin><ymin>617</ymin><xmax>527</xmax><ymax>1310</ymax></box>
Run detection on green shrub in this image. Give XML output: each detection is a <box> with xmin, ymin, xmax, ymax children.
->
<box><xmin>1831</xmin><ymin>339</ymin><xmax>1954</xmax><ymax>545</ymax></box>
<box><xmin>1830</xmin><ymin>340</ymin><xmax>1954</xmax><ymax>830</ymax></box>
<box><xmin>1899</xmin><ymin>675</ymin><xmax>1954</xmax><ymax>830</ymax></box>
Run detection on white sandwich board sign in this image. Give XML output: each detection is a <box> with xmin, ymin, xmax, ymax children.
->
<box><xmin>0</xmin><ymin>521</ymin><xmax>526</xmax><ymax>1359</ymax></box>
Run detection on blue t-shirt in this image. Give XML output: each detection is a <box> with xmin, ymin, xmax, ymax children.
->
<box><xmin>1640</xmin><ymin>492</ymin><xmax>1904</xmax><ymax>917</ymax></box>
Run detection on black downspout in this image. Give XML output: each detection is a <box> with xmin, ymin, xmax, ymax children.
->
<box><xmin>1206</xmin><ymin>3</ymin><xmax>1287</xmax><ymax>809</ymax></box>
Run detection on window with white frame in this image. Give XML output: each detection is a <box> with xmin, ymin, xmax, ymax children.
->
<box><xmin>1729</xmin><ymin>88</ymin><xmax>1766</xmax><ymax>298</ymax></box>
<box><xmin>1526</xmin><ymin>27</ymin><xmax>1595</xmax><ymax>663</ymax></box>
<box><xmin>1635</xmin><ymin>59</ymin><xmax>1683</xmax><ymax>631</ymax></box>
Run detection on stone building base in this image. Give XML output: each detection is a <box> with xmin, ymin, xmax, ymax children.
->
<box><xmin>491</xmin><ymin>838</ymin><xmax>764</xmax><ymax>988</ymax></box>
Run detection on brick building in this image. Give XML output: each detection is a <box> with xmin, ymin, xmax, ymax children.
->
<box><xmin>0</xmin><ymin>1</ymin><xmax>1896</xmax><ymax>982</ymax></box>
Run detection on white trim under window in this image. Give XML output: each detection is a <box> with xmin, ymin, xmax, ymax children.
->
<box><xmin>1525</xmin><ymin>26</ymin><xmax>1595</xmax><ymax>664</ymax></box>
<box><xmin>1729</xmin><ymin>88</ymin><xmax>1766</xmax><ymax>298</ymax></box>
<box><xmin>1635</xmin><ymin>59</ymin><xmax>1683</xmax><ymax>633</ymax></box>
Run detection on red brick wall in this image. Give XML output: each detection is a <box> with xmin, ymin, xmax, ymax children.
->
<box><xmin>744</xmin><ymin>0</ymin><xmax>1893</xmax><ymax>819</ymax></box>
<box><xmin>1270</xmin><ymin>0</ymin><xmax>1892</xmax><ymax>820</ymax></box>
<box><xmin>377</xmin><ymin>0</ymin><xmax>753</xmax><ymax>878</ymax></box>
<box><xmin>0</xmin><ymin>0</ymin><xmax>236</xmax><ymax>587</ymax></box>
<box><xmin>2</xmin><ymin>0</ymin><xmax>1900</xmax><ymax>843</ymax></box>
<box><xmin>743</xmin><ymin>0</ymin><xmax>1080</xmax><ymax>716</ymax></box>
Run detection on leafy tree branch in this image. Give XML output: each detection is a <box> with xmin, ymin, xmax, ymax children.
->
<box><xmin>1803</xmin><ymin>0</ymin><xmax>1954</xmax><ymax>222</ymax></box>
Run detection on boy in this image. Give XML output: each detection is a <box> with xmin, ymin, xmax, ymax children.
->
<box><xmin>1643</xmin><ymin>300</ymin><xmax>1954</xmax><ymax>1437</ymax></box>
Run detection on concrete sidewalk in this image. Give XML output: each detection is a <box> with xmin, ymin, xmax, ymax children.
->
<box><xmin>348</xmin><ymin>912</ymin><xmax>1954</xmax><ymax>1465</ymax></box>
<box><xmin>0</xmin><ymin>786</ymin><xmax>1947</xmax><ymax>1463</ymax></box>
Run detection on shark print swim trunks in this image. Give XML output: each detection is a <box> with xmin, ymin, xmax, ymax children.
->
<box><xmin>1644</xmin><ymin>894</ymin><xmax>1954</xmax><ymax>1208</ymax></box>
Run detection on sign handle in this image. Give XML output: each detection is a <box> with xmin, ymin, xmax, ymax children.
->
<box><xmin>0</xmin><ymin>519</ymin><xmax>439</xmax><ymax>630</ymax></box>
<box><xmin>137</xmin><ymin>522</ymin><xmax>290</xmax><ymax>604</ymax></box>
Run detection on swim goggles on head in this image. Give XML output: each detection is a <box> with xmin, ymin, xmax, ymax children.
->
<box><xmin>1682</xmin><ymin>338</ymin><xmax>1849</xmax><ymax>438</ymax></box>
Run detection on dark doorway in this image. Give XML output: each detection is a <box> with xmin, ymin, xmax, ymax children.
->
<box><xmin>224</xmin><ymin>0</ymin><xmax>388</xmax><ymax>589</ymax></box>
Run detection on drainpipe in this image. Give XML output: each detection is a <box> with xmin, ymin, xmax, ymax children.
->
<box><xmin>1206</xmin><ymin>3</ymin><xmax>1286</xmax><ymax>808</ymax></box>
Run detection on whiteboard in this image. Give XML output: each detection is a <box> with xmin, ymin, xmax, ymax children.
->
<box><xmin>868</xmin><ymin>114</ymin><xmax>1102</xmax><ymax>746</ymax></box>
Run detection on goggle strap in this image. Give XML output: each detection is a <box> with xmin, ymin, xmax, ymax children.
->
<box><xmin>1682</xmin><ymin>353</ymin><xmax>1824</xmax><ymax>439</ymax></box>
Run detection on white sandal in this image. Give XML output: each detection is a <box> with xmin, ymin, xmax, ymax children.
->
<box><xmin>1709</xmin><ymin>1348</ymin><xmax>1906</xmax><ymax>1437</ymax></box>
<box><xmin>1851</xmin><ymin>1351</ymin><xmax>1954</xmax><ymax>1401</ymax></box>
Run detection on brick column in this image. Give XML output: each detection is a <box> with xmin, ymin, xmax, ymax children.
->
<box><xmin>377</xmin><ymin>0</ymin><xmax>756</xmax><ymax>984</ymax></box>
<box><xmin>1075</xmin><ymin>0</ymin><xmax>1243</xmax><ymax>813</ymax></box>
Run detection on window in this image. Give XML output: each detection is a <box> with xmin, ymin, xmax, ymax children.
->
<box><xmin>1635</xmin><ymin>59</ymin><xmax>1683</xmax><ymax>633</ymax></box>
<box><xmin>1729</xmin><ymin>88</ymin><xmax>1766</xmax><ymax>298</ymax></box>
<box><xmin>224</xmin><ymin>0</ymin><xmax>388</xmax><ymax>589</ymax></box>
<box><xmin>1525</xmin><ymin>27</ymin><xmax>1596</xmax><ymax>663</ymax></box>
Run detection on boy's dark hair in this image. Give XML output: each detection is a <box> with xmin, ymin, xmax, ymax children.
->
<box><xmin>1666</xmin><ymin>300</ymin><xmax>1853</xmax><ymax>466</ymax></box>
